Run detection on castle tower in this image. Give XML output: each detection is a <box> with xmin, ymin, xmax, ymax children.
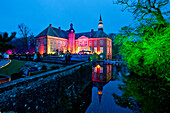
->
<box><xmin>98</xmin><ymin>14</ymin><xmax>103</xmax><ymax>31</ymax></box>
<box><xmin>68</xmin><ymin>23</ymin><xmax>75</xmax><ymax>53</ymax></box>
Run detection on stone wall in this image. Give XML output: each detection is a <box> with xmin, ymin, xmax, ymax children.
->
<box><xmin>0</xmin><ymin>61</ymin><xmax>92</xmax><ymax>112</ymax></box>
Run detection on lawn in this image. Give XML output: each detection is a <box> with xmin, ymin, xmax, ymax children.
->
<box><xmin>0</xmin><ymin>60</ymin><xmax>26</xmax><ymax>76</ymax></box>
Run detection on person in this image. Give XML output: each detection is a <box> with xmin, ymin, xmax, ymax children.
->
<box><xmin>0</xmin><ymin>53</ymin><xmax>2</xmax><ymax>61</ymax></box>
<box><xmin>18</xmin><ymin>54</ymin><xmax>21</xmax><ymax>60</ymax></box>
<box><xmin>37</xmin><ymin>52</ymin><xmax>41</xmax><ymax>61</ymax></box>
<box><xmin>88</xmin><ymin>56</ymin><xmax>91</xmax><ymax>62</ymax></box>
<box><xmin>68</xmin><ymin>53</ymin><xmax>72</xmax><ymax>64</ymax></box>
<box><xmin>33</xmin><ymin>53</ymin><xmax>37</xmax><ymax>61</ymax></box>
<box><xmin>26</xmin><ymin>52</ymin><xmax>28</xmax><ymax>60</ymax></box>
<box><xmin>28</xmin><ymin>52</ymin><xmax>31</xmax><ymax>61</ymax></box>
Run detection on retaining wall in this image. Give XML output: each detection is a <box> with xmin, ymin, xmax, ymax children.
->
<box><xmin>0</xmin><ymin>61</ymin><xmax>92</xmax><ymax>112</ymax></box>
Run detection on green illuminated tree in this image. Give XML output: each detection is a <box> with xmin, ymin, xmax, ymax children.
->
<box><xmin>0</xmin><ymin>32</ymin><xmax>16</xmax><ymax>53</ymax></box>
<box><xmin>113</xmin><ymin>0</ymin><xmax>170</xmax><ymax>80</ymax></box>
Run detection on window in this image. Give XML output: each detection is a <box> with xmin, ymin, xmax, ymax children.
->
<box><xmin>76</xmin><ymin>42</ymin><xmax>78</xmax><ymax>47</ymax></box>
<box><xmin>50</xmin><ymin>39</ymin><xmax>53</xmax><ymax>52</ymax></box>
<box><xmin>44</xmin><ymin>47</ymin><xmax>47</xmax><ymax>53</ymax></box>
<box><xmin>100</xmin><ymin>67</ymin><xmax>103</xmax><ymax>73</ymax></box>
<box><xmin>36</xmin><ymin>46</ymin><xmax>38</xmax><ymax>52</ymax></box>
<box><xmin>58</xmin><ymin>40</ymin><xmax>60</xmax><ymax>45</ymax></box>
<box><xmin>54</xmin><ymin>40</ymin><xmax>56</xmax><ymax>45</ymax></box>
<box><xmin>100</xmin><ymin>40</ymin><xmax>103</xmax><ymax>46</ymax></box>
<box><xmin>110</xmin><ymin>48</ymin><xmax>112</xmax><ymax>53</ymax></box>
<box><xmin>36</xmin><ymin>40</ymin><xmax>38</xmax><ymax>46</ymax></box>
<box><xmin>50</xmin><ymin>39</ymin><xmax>53</xmax><ymax>44</ymax></box>
<box><xmin>107</xmin><ymin>40</ymin><xmax>109</xmax><ymax>46</ymax></box>
<box><xmin>90</xmin><ymin>47</ymin><xmax>93</xmax><ymax>51</ymax></box>
<box><xmin>44</xmin><ymin>38</ymin><xmax>46</xmax><ymax>45</ymax></box>
<box><xmin>100</xmin><ymin>47</ymin><xmax>103</xmax><ymax>53</ymax></box>
<box><xmin>85</xmin><ymin>40</ymin><xmax>88</xmax><ymax>46</ymax></box>
<box><xmin>94</xmin><ymin>41</ymin><xmax>97</xmax><ymax>46</ymax></box>
<box><xmin>62</xmin><ymin>41</ymin><xmax>64</xmax><ymax>46</ymax></box>
<box><xmin>110</xmin><ymin>41</ymin><xmax>112</xmax><ymax>46</ymax></box>
<box><xmin>89</xmin><ymin>41</ymin><xmax>92</xmax><ymax>46</ymax></box>
<box><xmin>94</xmin><ymin>47</ymin><xmax>97</xmax><ymax>53</ymax></box>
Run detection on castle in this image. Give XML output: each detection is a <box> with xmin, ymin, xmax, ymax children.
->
<box><xmin>35</xmin><ymin>15</ymin><xmax>112</xmax><ymax>59</ymax></box>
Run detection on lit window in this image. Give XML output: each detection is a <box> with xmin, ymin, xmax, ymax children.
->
<box><xmin>94</xmin><ymin>47</ymin><xmax>97</xmax><ymax>53</ymax></box>
<box><xmin>62</xmin><ymin>41</ymin><xmax>64</xmax><ymax>46</ymax></box>
<box><xmin>107</xmin><ymin>40</ymin><xmax>109</xmax><ymax>45</ymax></box>
<box><xmin>100</xmin><ymin>40</ymin><xmax>103</xmax><ymax>46</ymax></box>
<box><xmin>85</xmin><ymin>41</ymin><xmax>88</xmax><ymax>46</ymax></box>
<box><xmin>76</xmin><ymin>42</ymin><xmax>78</xmax><ymax>47</ymax></box>
<box><xmin>100</xmin><ymin>67</ymin><xmax>103</xmax><ymax>73</ymax></box>
<box><xmin>100</xmin><ymin>47</ymin><xmax>103</xmax><ymax>53</ymax></box>
<box><xmin>89</xmin><ymin>41</ymin><xmax>92</xmax><ymax>46</ymax></box>
<box><xmin>94</xmin><ymin>41</ymin><xmax>97</xmax><ymax>46</ymax></box>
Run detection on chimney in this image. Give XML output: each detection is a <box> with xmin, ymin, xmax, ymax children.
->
<box><xmin>49</xmin><ymin>24</ymin><xmax>52</xmax><ymax>27</ymax></box>
<box><xmin>91</xmin><ymin>29</ymin><xmax>94</xmax><ymax>33</ymax></box>
<box><xmin>59</xmin><ymin>27</ymin><xmax>61</xmax><ymax>30</ymax></box>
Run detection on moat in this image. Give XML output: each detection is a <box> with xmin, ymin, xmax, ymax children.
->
<box><xmin>0</xmin><ymin>62</ymin><xmax>169</xmax><ymax>112</ymax></box>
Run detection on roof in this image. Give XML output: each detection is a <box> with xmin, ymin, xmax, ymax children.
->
<box><xmin>35</xmin><ymin>26</ymin><xmax>109</xmax><ymax>39</ymax></box>
<box><xmin>35</xmin><ymin>26</ymin><xmax>68</xmax><ymax>39</ymax></box>
<box><xmin>75</xmin><ymin>30</ymin><xmax>108</xmax><ymax>39</ymax></box>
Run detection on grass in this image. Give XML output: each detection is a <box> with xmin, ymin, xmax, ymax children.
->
<box><xmin>0</xmin><ymin>59</ymin><xmax>26</xmax><ymax>76</ymax></box>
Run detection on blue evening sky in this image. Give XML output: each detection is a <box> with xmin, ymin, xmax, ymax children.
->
<box><xmin>0</xmin><ymin>0</ymin><xmax>134</xmax><ymax>37</ymax></box>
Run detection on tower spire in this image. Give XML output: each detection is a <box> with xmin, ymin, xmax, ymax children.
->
<box><xmin>98</xmin><ymin>14</ymin><xmax>103</xmax><ymax>31</ymax></box>
<box><xmin>99</xmin><ymin>13</ymin><xmax>102</xmax><ymax>21</ymax></box>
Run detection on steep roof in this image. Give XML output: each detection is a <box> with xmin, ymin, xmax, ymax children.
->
<box><xmin>35</xmin><ymin>26</ymin><xmax>68</xmax><ymax>39</ymax></box>
<box><xmin>36</xmin><ymin>26</ymin><xmax>108</xmax><ymax>39</ymax></box>
<box><xmin>75</xmin><ymin>30</ymin><xmax>108</xmax><ymax>39</ymax></box>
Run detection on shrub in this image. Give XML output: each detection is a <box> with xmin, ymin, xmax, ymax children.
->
<box><xmin>41</xmin><ymin>65</ymin><xmax>47</xmax><ymax>70</ymax></box>
<box><xmin>50</xmin><ymin>66</ymin><xmax>60</xmax><ymax>70</ymax></box>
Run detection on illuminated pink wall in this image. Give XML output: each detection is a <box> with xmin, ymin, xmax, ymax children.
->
<box><xmin>68</xmin><ymin>33</ymin><xmax>75</xmax><ymax>53</ymax></box>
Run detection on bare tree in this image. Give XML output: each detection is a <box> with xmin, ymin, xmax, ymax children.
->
<box><xmin>113</xmin><ymin>0</ymin><xmax>170</xmax><ymax>25</ymax></box>
<box><xmin>18</xmin><ymin>23</ymin><xmax>31</xmax><ymax>53</ymax></box>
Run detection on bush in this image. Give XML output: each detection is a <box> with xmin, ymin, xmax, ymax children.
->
<box><xmin>41</xmin><ymin>65</ymin><xmax>47</xmax><ymax>70</ymax></box>
<box><xmin>50</xmin><ymin>66</ymin><xmax>60</xmax><ymax>70</ymax></box>
<box><xmin>11</xmin><ymin>72</ymin><xmax>23</xmax><ymax>80</ymax></box>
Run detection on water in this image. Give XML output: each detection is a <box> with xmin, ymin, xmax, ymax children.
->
<box><xmin>84</xmin><ymin>62</ymin><xmax>169</xmax><ymax>113</ymax></box>
<box><xmin>85</xmin><ymin>62</ymin><xmax>133</xmax><ymax>113</ymax></box>
<box><xmin>0</xmin><ymin>62</ymin><xmax>169</xmax><ymax>112</ymax></box>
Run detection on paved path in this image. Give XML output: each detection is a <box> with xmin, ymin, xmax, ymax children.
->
<box><xmin>0</xmin><ymin>60</ymin><xmax>11</xmax><ymax>69</ymax></box>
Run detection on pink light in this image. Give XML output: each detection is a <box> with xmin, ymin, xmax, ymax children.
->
<box><xmin>6</xmin><ymin>49</ymin><xmax>13</xmax><ymax>54</ymax></box>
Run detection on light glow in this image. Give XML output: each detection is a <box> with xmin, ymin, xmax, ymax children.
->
<box><xmin>0</xmin><ymin>59</ymin><xmax>11</xmax><ymax>69</ymax></box>
<box><xmin>98</xmin><ymin>91</ymin><xmax>103</xmax><ymax>95</ymax></box>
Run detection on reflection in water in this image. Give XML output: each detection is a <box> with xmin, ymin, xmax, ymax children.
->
<box><xmin>86</xmin><ymin>62</ymin><xmax>133</xmax><ymax>113</ymax></box>
<box><xmin>112</xmin><ymin>75</ymin><xmax>170</xmax><ymax>112</ymax></box>
<box><xmin>92</xmin><ymin>63</ymin><xmax>112</xmax><ymax>103</ymax></box>
<box><xmin>0</xmin><ymin>76</ymin><xmax>11</xmax><ymax>84</ymax></box>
